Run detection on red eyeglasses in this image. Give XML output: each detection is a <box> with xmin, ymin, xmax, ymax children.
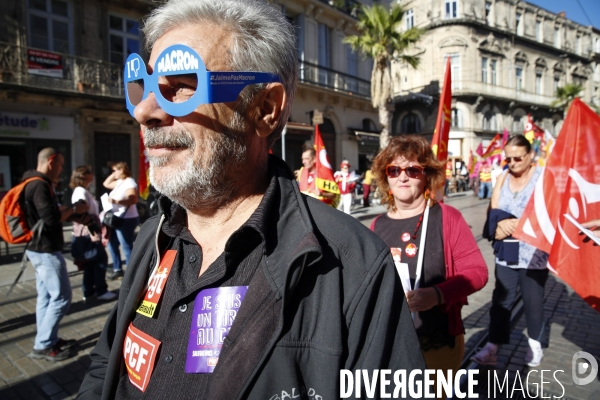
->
<box><xmin>386</xmin><ymin>165</ymin><xmax>424</xmax><ymax>179</ymax></box>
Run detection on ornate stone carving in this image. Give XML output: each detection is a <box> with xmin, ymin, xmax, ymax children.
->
<box><xmin>439</xmin><ymin>36</ymin><xmax>468</xmax><ymax>49</ymax></box>
<box><xmin>478</xmin><ymin>33</ymin><xmax>506</xmax><ymax>57</ymax></box>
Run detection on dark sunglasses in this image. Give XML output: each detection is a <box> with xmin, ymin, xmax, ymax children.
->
<box><xmin>386</xmin><ymin>165</ymin><xmax>424</xmax><ymax>179</ymax></box>
<box><xmin>505</xmin><ymin>155</ymin><xmax>527</xmax><ymax>163</ymax></box>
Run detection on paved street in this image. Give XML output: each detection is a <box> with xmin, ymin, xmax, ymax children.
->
<box><xmin>0</xmin><ymin>192</ymin><xmax>599</xmax><ymax>399</ymax></box>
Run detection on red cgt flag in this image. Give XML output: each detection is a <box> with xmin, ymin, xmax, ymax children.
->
<box><xmin>482</xmin><ymin>133</ymin><xmax>503</xmax><ymax>164</ymax></box>
<box><xmin>314</xmin><ymin>125</ymin><xmax>339</xmax><ymax>196</ymax></box>
<box><xmin>513</xmin><ymin>99</ymin><xmax>600</xmax><ymax>311</ymax></box>
<box><xmin>524</xmin><ymin>114</ymin><xmax>544</xmax><ymax>143</ymax></box>
<box><xmin>138</xmin><ymin>130</ymin><xmax>150</xmax><ymax>200</ymax></box>
<box><xmin>431</xmin><ymin>57</ymin><xmax>452</xmax><ymax>162</ymax></box>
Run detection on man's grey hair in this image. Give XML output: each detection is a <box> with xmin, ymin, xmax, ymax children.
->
<box><xmin>142</xmin><ymin>0</ymin><xmax>297</xmax><ymax>147</ymax></box>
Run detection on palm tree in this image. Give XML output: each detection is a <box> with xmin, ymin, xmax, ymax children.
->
<box><xmin>344</xmin><ymin>4</ymin><xmax>424</xmax><ymax>149</ymax></box>
<box><xmin>551</xmin><ymin>83</ymin><xmax>583</xmax><ymax>113</ymax></box>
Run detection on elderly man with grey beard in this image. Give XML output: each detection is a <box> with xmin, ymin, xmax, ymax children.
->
<box><xmin>78</xmin><ymin>1</ymin><xmax>424</xmax><ymax>399</ymax></box>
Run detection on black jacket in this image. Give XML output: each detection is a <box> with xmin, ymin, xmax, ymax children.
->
<box><xmin>21</xmin><ymin>170</ymin><xmax>64</xmax><ymax>252</ymax></box>
<box><xmin>78</xmin><ymin>157</ymin><xmax>425</xmax><ymax>399</ymax></box>
<box><xmin>483</xmin><ymin>208</ymin><xmax>519</xmax><ymax>264</ymax></box>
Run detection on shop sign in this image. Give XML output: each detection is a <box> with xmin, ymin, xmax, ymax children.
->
<box><xmin>0</xmin><ymin>111</ymin><xmax>74</xmax><ymax>140</ymax></box>
<box><xmin>27</xmin><ymin>49</ymin><xmax>64</xmax><ymax>78</ymax></box>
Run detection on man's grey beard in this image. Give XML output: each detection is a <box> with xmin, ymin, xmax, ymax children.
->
<box><xmin>144</xmin><ymin>113</ymin><xmax>247</xmax><ymax>210</ymax></box>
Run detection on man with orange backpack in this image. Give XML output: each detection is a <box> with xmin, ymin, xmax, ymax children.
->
<box><xmin>18</xmin><ymin>148</ymin><xmax>86</xmax><ymax>361</ymax></box>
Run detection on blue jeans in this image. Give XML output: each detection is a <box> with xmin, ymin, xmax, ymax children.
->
<box><xmin>26</xmin><ymin>250</ymin><xmax>72</xmax><ymax>350</ymax></box>
<box><xmin>479</xmin><ymin>181</ymin><xmax>492</xmax><ymax>199</ymax></box>
<box><xmin>107</xmin><ymin>217</ymin><xmax>139</xmax><ymax>272</ymax></box>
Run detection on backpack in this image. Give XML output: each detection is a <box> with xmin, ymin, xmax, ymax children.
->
<box><xmin>0</xmin><ymin>176</ymin><xmax>47</xmax><ymax>244</ymax></box>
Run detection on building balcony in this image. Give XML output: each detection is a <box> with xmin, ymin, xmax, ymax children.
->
<box><xmin>0</xmin><ymin>42</ymin><xmax>124</xmax><ymax>99</ymax></box>
<box><xmin>0</xmin><ymin>42</ymin><xmax>372</xmax><ymax>103</ymax></box>
<box><xmin>298</xmin><ymin>60</ymin><xmax>371</xmax><ymax>99</ymax></box>
<box><xmin>452</xmin><ymin>81</ymin><xmax>555</xmax><ymax>107</ymax></box>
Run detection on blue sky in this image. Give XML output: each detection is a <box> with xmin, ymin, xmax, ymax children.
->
<box><xmin>527</xmin><ymin>0</ymin><xmax>600</xmax><ymax>29</ymax></box>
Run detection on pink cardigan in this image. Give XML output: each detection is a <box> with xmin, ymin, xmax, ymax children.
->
<box><xmin>370</xmin><ymin>202</ymin><xmax>488</xmax><ymax>336</ymax></box>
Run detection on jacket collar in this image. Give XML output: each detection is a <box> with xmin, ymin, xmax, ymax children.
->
<box><xmin>262</xmin><ymin>155</ymin><xmax>322</xmax><ymax>298</ymax></box>
<box><xmin>154</xmin><ymin>155</ymin><xmax>323</xmax><ymax>297</ymax></box>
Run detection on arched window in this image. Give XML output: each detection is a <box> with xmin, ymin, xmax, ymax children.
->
<box><xmin>319</xmin><ymin>117</ymin><xmax>335</xmax><ymax>134</ymax></box>
<box><xmin>482</xmin><ymin>111</ymin><xmax>496</xmax><ymax>131</ymax></box>
<box><xmin>512</xmin><ymin>114</ymin><xmax>524</xmax><ymax>133</ymax></box>
<box><xmin>362</xmin><ymin>118</ymin><xmax>377</xmax><ymax>131</ymax></box>
<box><xmin>400</xmin><ymin>113</ymin><xmax>421</xmax><ymax>133</ymax></box>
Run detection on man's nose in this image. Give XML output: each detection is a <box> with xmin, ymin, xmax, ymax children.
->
<box><xmin>133</xmin><ymin>92</ymin><xmax>173</xmax><ymax>128</ymax></box>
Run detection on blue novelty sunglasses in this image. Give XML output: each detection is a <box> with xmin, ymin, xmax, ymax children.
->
<box><xmin>124</xmin><ymin>44</ymin><xmax>281</xmax><ymax>117</ymax></box>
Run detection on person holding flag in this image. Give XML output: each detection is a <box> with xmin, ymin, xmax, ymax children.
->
<box><xmin>473</xmin><ymin>134</ymin><xmax>548</xmax><ymax>367</ymax></box>
<box><xmin>297</xmin><ymin>125</ymin><xmax>340</xmax><ymax>206</ymax></box>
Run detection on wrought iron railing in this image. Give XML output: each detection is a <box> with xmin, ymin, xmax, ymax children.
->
<box><xmin>0</xmin><ymin>43</ymin><xmax>372</xmax><ymax>101</ymax></box>
<box><xmin>0</xmin><ymin>42</ymin><xmax>123</xmax><ymax>98</ymax></box>
<box><xmin>298</xmin><ymin>60</ymin><xmax>371</xmax><ymax>98</ymax></box>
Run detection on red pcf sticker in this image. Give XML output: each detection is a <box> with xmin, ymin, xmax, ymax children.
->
<box><xmin>123</xmin><ymin>322</ymin><xmax>161</xmax><ymax>392</ymax></box>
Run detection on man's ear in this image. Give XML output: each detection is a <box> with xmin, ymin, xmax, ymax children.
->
<box><xmin>253</xmin><ymin>83</ymin><xmax>286</xmax><ymax>138</ymax></box>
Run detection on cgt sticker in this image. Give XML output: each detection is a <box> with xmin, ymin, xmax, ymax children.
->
<box><xmin>137</xmin><ymin>250</ymin><xmax>177</xmax><ymax>318</ymax></box>
<box><xmin>123</xmin><ymin>323</ymin><xmax>161</xmax><ymax>392</ymax></box>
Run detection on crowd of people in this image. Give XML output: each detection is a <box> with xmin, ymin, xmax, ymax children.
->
<box><xmin>3</xmin><ymin>0</ymin><xmax>597</xmax><ymax>398</ymax></box>
<box><xmin>15</xmin><ymin>151</ymin><xmax>140</xmax><ymax>361</ymax></box>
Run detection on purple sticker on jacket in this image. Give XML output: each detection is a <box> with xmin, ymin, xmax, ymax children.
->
<box><xmin>185</xmin><ymin>286</ymin><xmax>248</xmax><ymax>373</ymax></box>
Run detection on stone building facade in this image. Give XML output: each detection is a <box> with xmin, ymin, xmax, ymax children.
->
<box><xmin>0</xmin><ymin>0</ymin><xmax>384</xmax><ymax>203</ymax></box>
<box><xmin>394</xmin><ymin>0</ymin><xmax>600</xmax><ymax>166</ymax></box>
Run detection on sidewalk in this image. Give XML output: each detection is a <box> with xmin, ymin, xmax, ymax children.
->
<box><xmin>0</xmin><ymin>192</ymin><xmax>598</xmax><ymax>399</ymax></box>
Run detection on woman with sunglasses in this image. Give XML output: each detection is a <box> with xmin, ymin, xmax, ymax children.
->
<box><xmin>473</xmin><ymin>134</ymin><xmax>549</xmax><ymax>367</ymax></box>
<box><xmin>370</xmin><ymin>135</ymin><xmax>488</xmax><ymax>386</ymax></box>
<box><xmin>103</xmin><ymin>162</ymin><xmax>139</xmax><ymax>280</ymax></box>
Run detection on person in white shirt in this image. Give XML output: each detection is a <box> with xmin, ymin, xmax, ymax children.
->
<box><xmin>102</xmin><ymin>162</ymin><xmax>139</xmax><ymax>280</ymax></box>
<box><xmin>70</xmin><ymin>166</ymin><xmax>116</xmax><ymax>301</ymax></box>
<box><xmin>334</xmin><ymin>160</ymin><xmax>356</xmax><ymax>215</ymax></box>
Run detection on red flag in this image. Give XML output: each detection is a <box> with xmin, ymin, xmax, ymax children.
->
<box><xmin>501</xmin><ymin>128</ymin><xmax>509</xmax><ymax>149</ymax></box>
<box><xmin>513</xmin><ymin>99</ymin><xmax>600</xmax><ymax>311</ymax></box>
<box><xmin>431</xmin><ymin>57</ymin><xmax>452</xmax><ymax>162</ymax></box>
<box><xmin>314</xmin><ymin>125</ymin><xmax>340</xmax><ymax>195</ymax></box>
<box><xmin>482</xmin><ymin>133</ymin><xmax>503</xmax><ymax>164</ymax></box>
<box><xmin>524</xmin><ymin>115</ymin><xmax>544</xmax><ymax>143</ymax></box>
<box><xmin>476</xmin><ymin>142</ymin><xmax>484</xmax><ymax>157</ymax></box>
<box><xmin>138</xmin><ymin>130</ymin><xmax>150</xmax><ymax>200</ymax></box>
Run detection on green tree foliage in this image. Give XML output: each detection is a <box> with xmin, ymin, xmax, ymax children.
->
<box><xmin>551</xmin><ymin>83</ymin><xmax>583</xmax><ymax>112</ymax></box>
<box><xmin>344</xmin><ymin>4</ymin><xmax>424</xmax><ymax>149</ymax></box>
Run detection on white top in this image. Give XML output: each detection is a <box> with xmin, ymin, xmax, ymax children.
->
<box><xmin>491</xmin><ymin>167</ymin><xmax>504</xmax><ymax>188</ymax></box>
<box><xmin>72</xmin><ymin>186</ymin><xmax>99</xmax><ymax>216</ymax></box>
<box><xmin>108</xmin><ymin>177</ymin><xmax>139</xmax><ymax>218</ymax></box>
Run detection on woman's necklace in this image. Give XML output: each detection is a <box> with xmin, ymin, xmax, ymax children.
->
<box><xmin>399</xmin><ymin>204</ymin><xmax>427</xmax><ymax>258</ymax></box>
<box><xmin>510</xmin><ymin>166</ymin><xmax>534</xmax><ymax>200</ymax></box>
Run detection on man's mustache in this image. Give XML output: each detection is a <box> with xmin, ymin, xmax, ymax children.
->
<box><xmin>143</xmin><ymin>127</ymin><xmax>194</xmax><ymax>149</ymax></box>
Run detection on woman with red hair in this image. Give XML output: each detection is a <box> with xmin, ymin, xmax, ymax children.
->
<box><xmin>370</xmin><ymin>135</ymin><xmax>488</xmax><ymax>380</ymax></box>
